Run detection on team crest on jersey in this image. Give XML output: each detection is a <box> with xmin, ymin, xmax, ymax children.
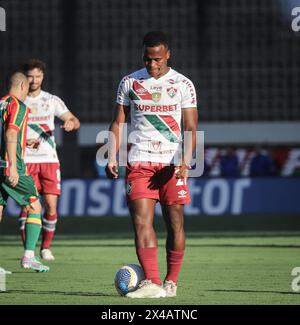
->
<box><xmin>126</xmin><ymin>182</ymin><xmax>132</xmax><ymax>195</ymax></box>
<box><xmin>30</xmin><ymin>106</ymin><xmax>38</xmax><ymax>114</ymax></box>
<box><xmin>152</xmin><ymin>92</ymin><xmax>161</xmax><ymax>102</ymax></box>
<box><xmin>167</xmin><ymin>87</ymin><xmax>177</xmax><ymax>98</ymax></box>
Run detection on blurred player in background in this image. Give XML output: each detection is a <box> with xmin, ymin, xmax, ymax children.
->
<box><xmin>106</xmin><ymin>31</ymin><xmax>198</xmax><ymax>298</ymax></box>
<box><xmin>0</xmin><ymin>72</ymin><xmax>49</xmax><ymax>272</ymax></box>
<box><xmin>18</xmin><ymin>59</ymin><xmax>80</xmax><ymax>261</ymax></box>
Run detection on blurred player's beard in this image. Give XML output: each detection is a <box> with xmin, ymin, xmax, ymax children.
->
<box><xmin>29</xmin><ymin>84</ymin><xmax>41</xmax><ymax>92</ymax></box>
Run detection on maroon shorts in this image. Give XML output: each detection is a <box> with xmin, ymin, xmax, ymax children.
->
<box><xmin>125</xmin><ymin>162</ymin><xmax>190</xmax><ymax>205</ymax></box>
<box><xmin>26</xmin><ymin>162</ymin><xmax>61</xmax><ymax>195</ymax></box>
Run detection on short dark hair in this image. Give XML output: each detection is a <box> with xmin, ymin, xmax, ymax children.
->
<box><xmin>143</xmin><ymin>31</ymin><xmax>169</xmax><ymax>49</ymax></box>
<box><xmin>22</xmin><ymin>59</ymin><xmax>46</xmax><ymax>74</ymax></box>
<box><xmin>7</xmin><ymin>71</ymin><xmax>28</xmax><ymax>91</ymax></box>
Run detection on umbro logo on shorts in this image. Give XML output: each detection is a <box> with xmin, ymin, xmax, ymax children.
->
<box><xmin>178</xmin><ymin>190</ymin><xmax>187</xmax><ymax>198</ymax></box>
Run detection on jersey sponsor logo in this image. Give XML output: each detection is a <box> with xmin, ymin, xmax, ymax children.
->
<box><xmin>29</xmin><ymin>115</ymin><xmax>51</xmax><ymax>122</ymax></box>
<box><xmin>167</xmin><ymin>87</ymin><xmax>177</xmax><ymax>98</ymax></box>
<box><xmin>182</xmin><ymin>79</ymin><xmax>197</xmax><ymax>105</ymax></box>
<box><xmin>150</xmin><ymin>141</ymin><xmax>162</xmax><ymax>151</ymax></box>
<box><xmin>134</xmin><ymin>103</ymin><xmax>178</xmax><ymax>112</ymax></box>
<box><xmin>150</xmin><ymin>86</ymin><xmax>162</xmax><ymax>92</ymax></box>
<box><xmin>151</xmin><ymin>92</ymin><xmax>161</xmax><ymax>102</ymax></box>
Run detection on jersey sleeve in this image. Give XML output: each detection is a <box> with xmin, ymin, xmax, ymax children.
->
<box><xmin>52</xmin><ymin>95</ymin><xmax>70</xmax><ymax>117</ymax></box>
<box><xmin>181</xmin><ymin>78</ymin><xmax>198</xmax><ymax>109</ymax></box>
<box><xmin>6</xmin><ymin>99</ymin><xmax>26</xmax><ymax>132</ymax></box>
<box><xmin>116</xmin><ymin>76</ymin><xmax>131</xmax><ymax>106</ymax></box>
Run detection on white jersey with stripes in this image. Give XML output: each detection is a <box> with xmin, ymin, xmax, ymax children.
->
<box><xmin>116</xmin><ymin>68</ymin><xmax>197</xmax><ymax>163</ymax></box>
<box><xmin>24</xmin><ymin>90</ymin><xmax>69</xmax><ymax>163</ymax></box>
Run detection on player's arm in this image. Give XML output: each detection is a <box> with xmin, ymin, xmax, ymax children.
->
<box><xmin>5</xmin><ymin>128</ymin><xmax>19</xmax><ymax>187</ymax></box>
<box><xmin>106</xmin><ymin>103</ymin><xmax>129</xmax><ymax>179</ymax></box>
<box><xmin>59</xmin><ymin>111</ymin><xmax>80</xmax><ymax>132</ymax></box>
<box><xmin>176</xmin><ymin>108</ymin><xmax>198</xmax><ymax>179</ymax></box>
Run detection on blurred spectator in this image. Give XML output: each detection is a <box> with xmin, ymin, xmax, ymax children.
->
<box><xmin>220</xmin><ymin>147</ymin><xmax>240</xmax><ymax>177</ymax></box>
<box><xmin>271</xmin><ymin>147</ymin><xmax>289</xmax><ymax>176</ymax></box>
<box><xmin>203</xmin><ymin>159</ymin><xmax>211</xmax><ymax>176</ymax></box>
<box><xmin>250</xmin><ymin>147</ymin><xmax>275</xmax><ymax>177</ymax></box>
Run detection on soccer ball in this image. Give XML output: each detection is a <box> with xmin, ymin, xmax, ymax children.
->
<box><xmin>114</xmin><ymin>264</ymin><xmax>145</xmax><ymax>296</ymax></box>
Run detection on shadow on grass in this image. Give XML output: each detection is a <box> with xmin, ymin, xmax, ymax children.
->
<box><xmin>187</xmin><ymin>244</ymin><xmax>300</xmax><ymax>249</ymax></box>
<box><xmin>4</xmin><ymin>289</ymin><xmax>116</xmax><ymax>297</ymax></box>
<box><xmin>207</xmin><ymin>289</ymin><xmax>299</xmax><ymax>296</ymax></box>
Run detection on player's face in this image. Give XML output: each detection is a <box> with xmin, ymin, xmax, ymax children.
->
<box><xmin>143</xmin><ymin>44</ymin><xmax>170</xmax><ymax>79</ymax></box>
<box><xmin>26</xmin><ymin>68</ymin><xmax>44</xmax><ymax>92</ymax></box>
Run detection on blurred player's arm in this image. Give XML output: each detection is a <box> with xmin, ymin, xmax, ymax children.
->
<box><xmin>106</xmin><ymin>103</ymin><xmax>129</xmax><ymax>179</ymax></box>
<box><xmin>5</xmin><ymin>128</ymin><xmax>19</xmax><ymax>187</ymax></box>
<box><xmin>59</xmin><ymin>111</ymin><xmax>80</xmax><ymax>132</ymax></box>
<box><xmin>176</xmin><ymin>108</ymin><xmax>198</xmax><ymax>179</ymax></box>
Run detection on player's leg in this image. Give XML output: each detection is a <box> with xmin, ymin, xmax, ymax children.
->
<box><xmin>125</xmin><ymin>163</ymin><xmax>166</xmax><ymax>298</ymax></box>
<box><xmin>161</xmin><ymin>204</ymin><xmax>185</xmax><ymax>297</ymax></box>
<box><xmin>0</xmin><ymin>185</ymin><xmax>9</xmax><ymax>222</ymax></box>
<box><xmin>18</xmin><ymin>207</ymin><xmax>27</xmax><ymax>246</ymax></box>
<box><xmin>159</xmin><ymin>165</ymin><xmax>190</xmax><ymax>297</ymax></box>
<box><xmin>129</xmin><ymin>198</ymin><xmax>160</xmax><ymax>283</ymax></box>
<box><xmin>0</xmin><ymin>205</ymin><xmax>4</xmax><ymax>223</ymax></box>
<box><xmin>126</xmin><ymin>198</ymin><xmax>166</xmax><ymax>298</ymax></box>
<box><xmin>1</xmin><ymin>175</ymin><xmax>49</xmax><ymax>272</ymax></box>
<box><xmin>18</xmin><ymin>163</ymin><xmax>41</xmax><ymax>246</ymax></box>
<box><xmin>21</xmin><ymin>198</ymin><xmax>49</xmax><ymax>272</ymax></box>
<box><xmin>40</xmin><ymin>193</ymin><xmax>58</xmax><ymax>260</ymax></box>
<box><xmin>39</xmin><ymin>163</ymin><xmax>61</xmax><ymax>260</ymax></box>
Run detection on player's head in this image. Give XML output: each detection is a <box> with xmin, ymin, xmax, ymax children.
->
<box><xmin>142</xmin><ymin>31</ymin><xmax>170</xmax><ymax>79</ymax></box>
<box><xmin>23</xmin><ymin>59</ymin><xmax>46</xmax><ymax>92</ymax></box>
<box><xmin>8</xmin><ymin>71</ymin><xmax>29</xmax><ymax>102</ymax></box>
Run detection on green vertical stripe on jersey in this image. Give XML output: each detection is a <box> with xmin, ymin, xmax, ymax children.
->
<box><xmin>144</xmin><ymin>114</ymin><xmax>179</xmax><ymax>143</ymax></box>
<box><xmin>28</xmin><ymin>124</ymin><xmax>55</xmax><ymax>148</ymax></box>
<box><xmin>14</xmin><ymin>106</ymin><xmax>26</xmax><ymax>128</ymax></box>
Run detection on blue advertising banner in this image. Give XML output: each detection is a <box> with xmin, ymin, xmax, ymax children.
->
<box><xmin>5</xmin><ymin>178</ymin><xmax>300</xmax><ymax>216</ymax></box>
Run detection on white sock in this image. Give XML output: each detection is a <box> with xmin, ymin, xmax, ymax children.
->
<box><xmin>24</xmin><ymin>250</ymin><xmax>34</xmax><ymax>258</ymax></box>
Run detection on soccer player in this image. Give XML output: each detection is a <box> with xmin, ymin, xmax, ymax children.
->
<box><xmin>0</xmin><ymin>72</ymin><xmax>49</xmax><ymax>272</ymax></box>
<box><xmin>18</xmin><ymin>59</ymin><xmax>80</xmax><ymax>261</ymax></box>
<box><xmin>106</xmin><ymin>31</ymin><xmax>198</xmax><ymax>298</ymax></box>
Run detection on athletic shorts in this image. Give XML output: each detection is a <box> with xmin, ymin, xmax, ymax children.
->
<box><xmin>0</xmin><ymin>175</ymin><xmax>39</xmax><ymax>206</ymax></box>
<box><xmin>26</xmin><ymin>162</ymin><xmax>61</xmax><ymax>195</ymax></box>
<box><xmin>125</xmin><ymin>162</ymin><xmax>190</xmax><ymax>205</ymax></box>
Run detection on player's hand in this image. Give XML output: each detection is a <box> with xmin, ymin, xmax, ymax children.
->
<box><xmin>26</xmin><ymin>138</ymin><xmax>40</xmax><ymax>149</ymax></box>
<box><xmin>8</xmin><ymin>166</ymin><xmax>19</xmax><ymax>187</ymax></box>
<box><xmin>105</xmin><ymin>162</ymin><xmax>119</xmax><ymax>179</ymax></box>
<box><xmin>61</xmin><ymin>119</ymin><xmax>75</xmax><ymax>132</ymax></box>
<box><xmin>175</xmin><ymin>163</ymin><xmax>190</xmax><ymax>179</ymax></box>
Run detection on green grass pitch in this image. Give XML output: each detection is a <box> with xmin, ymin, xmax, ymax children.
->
<box><xmin>1</xmin><ymin>232</ymin><xmax>300</xmax><ymax>305</ymax></box>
